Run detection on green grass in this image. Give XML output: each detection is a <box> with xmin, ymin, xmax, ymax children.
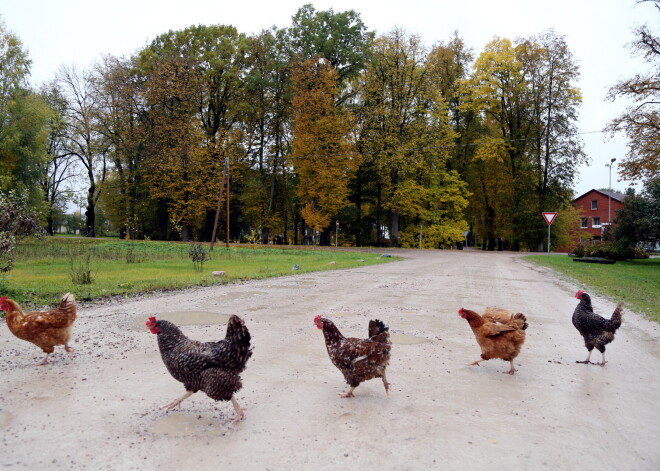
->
<box><xmin>525</xmin><ymin>254</ymin><xmax>660</xmax><ymax>321</ymax></box>
<box><xmin>0</xmin><ymin>238</ymin><xmax>399</xmax><ymax>309</ymax></box>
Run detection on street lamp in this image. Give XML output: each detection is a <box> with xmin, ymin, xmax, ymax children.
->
<box><xmin>606</xmin><ymin>158</ymin><xmax>616</xmax><ymax>225</ymax></box>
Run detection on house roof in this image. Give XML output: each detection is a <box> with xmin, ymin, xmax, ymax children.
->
<box><xmin>572</xmin><ymin>189</ymin><xmax>627</xmax><ymax>203</ymax></box>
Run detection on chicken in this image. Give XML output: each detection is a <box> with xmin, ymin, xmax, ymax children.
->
<box><xmin>314</xmin><ymin>315</ymin><xmax>391</xmax><ymax>398</ymax></box>
<box><xmin>0</xmin><ymin>293</ymin><xmax>77</xmax><ymax>365</ymax></box>
<box><xmin>572</xmin><ymin>290</ymin><xmax>623</xmax><ymax>366</ymax></box>
<box><xmin>458</xmin><ymin>307</ymin><xmax>528</xmax><ymax>375</ymax></box>
<box><xmin>146</xmin><ymin>315</ymin><xmax>252</xmax><ymax>423</ymax></box>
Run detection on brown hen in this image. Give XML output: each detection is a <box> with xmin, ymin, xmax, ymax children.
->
<box><xmin>1</xmin><ymin>293</ymin><xmax>77</xmax><ymax>365</ymax></box>
<box><xmin>314</xmin><ymin>316</ymin><xmax>391</xmax><ymax>398</ymax></box>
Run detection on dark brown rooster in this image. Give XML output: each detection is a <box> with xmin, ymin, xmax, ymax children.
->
<box><xmin>572</xmin><ymin>290</ymin><xmax>623</xmax><ymax>366</ymax></box>
<box><xmin>146</xmin><ymin>315</ymin><xmax>252</xmax><ymax>422</ymax></box>
<box><xmin>314</xmin><ymin>315</ymin><xmax>391</xmax><ymax>398</ymax></box>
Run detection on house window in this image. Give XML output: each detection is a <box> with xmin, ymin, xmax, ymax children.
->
<box><xmin>580</xmin><ymin>217</ymin><xmax>588</xmax><ymax>229</ymax></box>
<box><xmin>592</xmin><ymin>217</ymin><xmax>601</xmax><ymax>228</ymax></box>
<box><xmin>591</xmin><ymin>200</ymin><xmax>598</xmax><ymax>210</ymax></box>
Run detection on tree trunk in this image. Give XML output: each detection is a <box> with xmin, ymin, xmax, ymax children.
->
<box><xmin>390</xmin><ymin>212</ymin><xmax>399</xmax><ymax>247</ymax></box>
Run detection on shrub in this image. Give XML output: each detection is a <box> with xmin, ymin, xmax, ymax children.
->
<box><xmin>188</xmin><ymin>243</ymin><xmax>209</xmax><ymax>272</ymax></box>
<box><xmin>572</xmin><ymin>241</ymin><xmax>649</xmax><ymax>261</ymax></box>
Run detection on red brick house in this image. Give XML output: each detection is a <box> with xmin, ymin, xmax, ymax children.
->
<box><xmin>573</xmin><ymin>189</ymin><xmax>626</xmax><ymax>243</ymax></box>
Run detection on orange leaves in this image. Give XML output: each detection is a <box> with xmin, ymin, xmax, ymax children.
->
<box><xmin>290</xmin><ymin>58</ymin><xmax>358</xmax><ymax>231</ymax></box>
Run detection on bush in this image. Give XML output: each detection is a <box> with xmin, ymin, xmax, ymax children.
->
<box><xmin>188</xmin><ymin>243</ymin><xmax>209</xmax><ymax>272</ymax></box>
<box><xmin>572</xmin><ymin>241</ymin><xmax>649</xmax><ymax>261</ymax></box>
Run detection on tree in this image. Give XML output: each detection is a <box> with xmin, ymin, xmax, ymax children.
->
<box><xmin>39</xmin><ymin>83</ymin><xmax>77</xmax><ymax>235</ymax></box>
<box><xmin>0</xmin><ymin>190</ymin><xmax>42</xmax><ymax>272</ymax></box>
<box><xmin>55</xmin><ymin>64</ymin><xmax>109</xmax><ymax>237</ymax></box>
<box><xmin>0</xmin><ymin>19</ymin><xmax>50</xmax><ymax>207</ymax></box>
<box><xmin>140</xmin><ymin>58</ymin><xmax>211</xmax><ymax>240</ymax></box>
<box><xmin>614</xmin><ymin>176</ymin><xmax>660</xmax><ymax>247</ymax></box>
<box><xmin>287</xmin><ymin>4</ymin><xmax>373</xmax><ymax>104</ymax></box>
<box><xmin>93</xmin><ymin>55</ymin><xmax>151</xmax><ymax>239</ymax></box>
<box><xmin>605</xmin><ymin>0</ymin><xmax>660</xmax><ymax>182</ymax></box>
<box><xmin>240</xmin><ymin>28</ymin><xmax>292</xmax><ymax>244</ymax></box>
<box><xmin>465</xmin><ymin>34</ymin><xmax>584</xmax><ymax>250</ymax></box>
<box><xmin>290</xmin><ymin>58</ymin><xmax>358</xmax><ymax>240</ymax></box>
<box><xmin>357</xmin><ymin>28</ymin><xmax>467</xmax><ymax>247</ymax></box>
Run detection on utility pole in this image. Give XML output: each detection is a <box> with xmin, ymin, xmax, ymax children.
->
<box><xmin>606</xmin><ymin>158</ymin><xmax>616</xmax><ymax>226</ymax></box>
<box><xmin>225</xmin><ymin>168</ymin><xmax>230</xmax><ymax>249</ymax></box>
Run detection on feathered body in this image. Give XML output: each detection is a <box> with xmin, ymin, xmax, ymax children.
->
<box><xmin>147</xmin><ymin>315</ymin><xmax>252</xmax><ymax>421</ymax></box>
<box><xmin>459</xmin><ymin>307</ymin><xmax>528</xmax><ymax>374</ymax></box>
<box><xmin>1</xmin><ymin>293</ymin><xmax>77</xmax><ymax>365</ymax></box>
<box><xmin>572</xmin><ymin>290</ymin><xmax>623</xmax><ymax>365</ymax></box>
<box><xmin>314</xmin><ymin>316</ymin><xmax>391</xmax><ymax>397</ymax></box>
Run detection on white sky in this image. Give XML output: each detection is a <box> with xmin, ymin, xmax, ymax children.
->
<box><xmin>1</xmin><ymin>0</ymin><xmax>654</xmax><ymax>199</ymax></box>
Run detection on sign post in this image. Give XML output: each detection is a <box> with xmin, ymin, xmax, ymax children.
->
<box><xmin>542</xmin><ymin>212</ymin><xmax>558</xmax><ymax>254</ymax></box>
<box><xmin>335</xmin><ymin>220</ymin><xmax>339</xmax><ymax>247</ymax></box>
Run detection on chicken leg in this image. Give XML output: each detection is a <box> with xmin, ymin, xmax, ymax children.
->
<box><xmin>160</xmin><ymin>391</ymin><xmax>194</xmax><ymax>410</ymax></box>
<box><xmin>467</xmin><ymin>359</ymin><xmax>486</xmax><ymax>367</ymax></box>
<box><xmin>382</xmin><ymin>372</ymin><xmax>391</xmax><ymax>397</ymax></box>
<box><xmin>230</xmin><ymin>396</ymin><xmax>246</xmax><ymax>423</ymax></box>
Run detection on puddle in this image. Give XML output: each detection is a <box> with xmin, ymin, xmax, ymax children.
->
<box><xmin>132</xmin><ymin>311</ymin><xmax>230</xmax><ymax>331</ymax></box>
<box><xmin>390</xmin><ymin>334</ymin><xmax>429</xmax><ymax>345</ymax></box>
<box><xmin>211</xmin><ymin>291</ymin><xmax>266</xmax><ymax>303</ymax></box>
<box><xmin>152</xmin><ymin>413</ymin><xmax>228</xmax><ymax>437</ymax></box>
<box><xmin>0</xmin><ymin>411</ymin><xmax>11</xmax><ymax>427</ymax></box>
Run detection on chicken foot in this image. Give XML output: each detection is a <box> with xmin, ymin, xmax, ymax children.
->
<box><xmin>576</xmin><ymin>350</ymin><xmax>607</xmax><ymax>366</ymax></box>
<box><xmin>338</xmin><ymin>387</ymin><xmax>355</xmax><ymax>398</ymax></box>
<box><xmin>467</xmin><ymin>359</ymin><xmax>486</xmax><ymax>367</ymax></box>
<box><xmin>160</xmin><ymin>391</ymin><xmax>194</xmax><ymax>410</ymax></box>
<box><xmin>34</xmin><ymin>353</ymin><xmax>50</xmax><ymax>366</ymax></box>
<box><xmin>503</xmin><ymin>361</ymin><xmax>517</xmax><ymax>375</ymax></box>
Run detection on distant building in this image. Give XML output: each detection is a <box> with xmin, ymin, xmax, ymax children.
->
<box><xmin>572</xmin><ymin>189</ymin><xmax>626</xmax><ymax>244</ymax></box>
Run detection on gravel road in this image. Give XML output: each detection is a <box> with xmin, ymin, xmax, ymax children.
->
<box><xmin>1</xmin><ymin>249</ymin><xmax>658</xmax><ymax>470</ymax></box>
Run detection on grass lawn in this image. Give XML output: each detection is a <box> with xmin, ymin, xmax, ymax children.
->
<box><xmin>1</xmin><ymin>238</ymin><xmax>399</xmax><ymax>309</ymax></box>
<box><xmin>525</xmin><ymin>254</ymin><xmax>660</xmax><ymax>322</ymax></box>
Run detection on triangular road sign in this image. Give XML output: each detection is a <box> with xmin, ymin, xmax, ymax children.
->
<box><xmin>542</xmin><ymin>212</ymin><xmax>558</xmax><ymax>225</ymax></box>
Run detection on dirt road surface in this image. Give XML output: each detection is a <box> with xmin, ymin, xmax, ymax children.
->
<box><xmin>1</xmin><ymin>250</ymin><xmax>659</xmax><ymax>470</ymax></box>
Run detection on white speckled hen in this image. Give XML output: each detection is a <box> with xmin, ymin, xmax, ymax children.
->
<box><xmin>314</xmin><ymin>316</ymin><xmax>391</xmax><ymax>398</ymax></box>
<box><xmin>146</xmin><ymin>315</ymin><xmax>252</xmax><ymax>422</ymax></box>
<box><xmin>572</xmin><ymin>290</ymin><xmax>623</xmax><ymax>366</ymax></box>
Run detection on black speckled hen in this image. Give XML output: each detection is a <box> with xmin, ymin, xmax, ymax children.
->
<box><xmin>314</xmin><ymin>316</ymin><xmax>391</xmax><ymax>398</ymax></box>
<box><xmin>146</xmin><ymin>315</ymin><xmax>252</xmax><ymax>422</ymax></box>
<box><xmin>572</xmin><ymin>290</ymin><xmax>623</xmax><ymax>366</ymax></box>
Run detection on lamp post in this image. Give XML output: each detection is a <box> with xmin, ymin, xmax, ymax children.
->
<box><xmin>606</xmin><ymin>158</ymin><xmax>616</xmax><ymax>225</ymax></box>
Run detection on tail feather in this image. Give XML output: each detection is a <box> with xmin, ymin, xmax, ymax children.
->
<box><xmin>225</xmin><ymin>315</ymin><xmax>252</xmax><ymax>347</ymax></box>
<box><xmin>609</xmin><ymin>303</ymin><xmax>624</xmax><ymax>331</ymax></box>
<box><xmin>513</xmin><ymin>312</ymin><xmax>528</xmax><ymax>331</ymax></box>
<box><xmin>368</xmin><ymin>319</ymin><xmax>390</xmax><ymax>344</ymax></box>
<box><xmin>58</xmin><ymin>293</ymin><xmax>77</xmax><ymax>320</ymax></box>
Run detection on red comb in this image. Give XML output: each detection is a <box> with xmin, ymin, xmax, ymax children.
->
<box><xmin>0</xmin><ymin>296</ymin><xmax>6</xmax><ymax>303</ymax></box>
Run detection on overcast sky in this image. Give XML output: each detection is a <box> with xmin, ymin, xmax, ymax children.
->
<box><xmin>1</xmin><ymin>0</ymin><xmax>654</xmax><ymax>199</ymax></box>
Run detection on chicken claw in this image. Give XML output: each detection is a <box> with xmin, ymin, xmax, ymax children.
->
<box><xmin>34</xmin><ymin>354</ymin><xmax>50</xmax><ymax>366</ymax></box>
<box><xmin>64</xmin><ymin>345</ymin><xmax>75</xmax><ymax>353</ymax></box>
<box><xmin>160</xmin><ymin>391</ymin><xmax>194</xmax><ymax>410</ymax></box>
<box><xmin>338</xmin><ymin>387</ymin><xmax>355</xmax><ymax>398</ymax></box>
